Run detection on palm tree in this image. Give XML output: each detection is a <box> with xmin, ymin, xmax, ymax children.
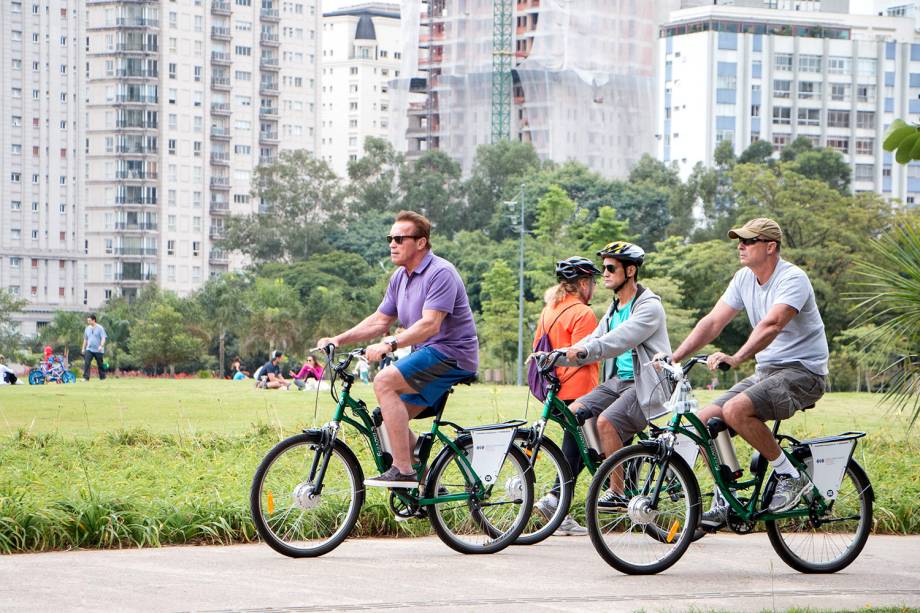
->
<box><xmin>851</xmin><ymin>218</ymin><xmax>920</xmax><ymax>425</ymax></box>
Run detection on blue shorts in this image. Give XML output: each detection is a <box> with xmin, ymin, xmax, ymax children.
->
<box><xmin>394</xmin><ymin>346</ymin><xmax>476</xmax><ymax>409</ymax></box>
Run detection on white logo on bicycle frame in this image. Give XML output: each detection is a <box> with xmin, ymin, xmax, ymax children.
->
<box><xmin>470</xmin><ymin>429</ymin><xmax>516</xmax><ymax>484</ymax></box>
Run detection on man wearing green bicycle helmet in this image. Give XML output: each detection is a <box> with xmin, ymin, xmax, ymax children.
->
<box><xmin>553</xmin><ymin>240</ymin><xmax>672</xmax><ymax>508</ymax></box>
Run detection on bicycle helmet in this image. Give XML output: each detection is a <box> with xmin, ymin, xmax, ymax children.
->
<box><xmin>597</xmin><ymin>241</ymin><xmax>645</xmax><ymax>267</ymax></box>
<box><xmin>555</xmin><ymin>256</ymin><xmax>603</xmax><ymax>281</ymax></box>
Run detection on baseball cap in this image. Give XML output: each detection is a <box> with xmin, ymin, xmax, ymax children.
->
<box><xmin>728</xmin><ymin>218</ymin><xmax>783</xmax><ymax>242</ymax></box>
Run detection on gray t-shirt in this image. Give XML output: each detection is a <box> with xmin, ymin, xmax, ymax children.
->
<box><xmin>721</xmin><ymin>259</ymin><xmax>828</xmax><ymax>375</ymax></box>
<box><xmin>84</xmin><ymin>324</ymin><xmax>107</xmax><ymax>353</ymax></box>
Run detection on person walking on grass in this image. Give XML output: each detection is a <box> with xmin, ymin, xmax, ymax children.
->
<box><xmin>82</xmin><ymin>314</ymin><xmax>107</xmax><ymax>381</ymax></box>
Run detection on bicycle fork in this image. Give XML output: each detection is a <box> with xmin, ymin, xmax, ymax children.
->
<box><xmin>309</xmin><ymin>421</ymin><xmax>341</xmax><ymax>496</ymax></box>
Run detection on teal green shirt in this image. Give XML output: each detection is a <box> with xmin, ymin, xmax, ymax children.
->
<box><xmin>609</xmin><ymin>297</ymin><xmax>635</xmax><ymax>380</ymax></box>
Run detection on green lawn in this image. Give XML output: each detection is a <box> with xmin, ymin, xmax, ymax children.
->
<box><xmin>0</xmin><ymin>379</ymin><xmax>917</xmax><ymax>553</ymax></box>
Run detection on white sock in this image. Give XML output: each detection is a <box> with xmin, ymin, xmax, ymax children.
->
<box><xmin>770</xmin><ymin>453</ymin><xmax>799</xmax><ymax>479</ymax></box>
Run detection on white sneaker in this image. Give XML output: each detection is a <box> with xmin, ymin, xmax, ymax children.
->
<box><xmin>554</xmin><ymin>515</ymin><xmax>588</xmax><ymax>536</ymax></box>
<box><xmin>534</xmin><ymin>493</ymin><xmax>559</xmax><ymax>521</ymax></box>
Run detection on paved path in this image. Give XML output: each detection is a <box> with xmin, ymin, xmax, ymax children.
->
<box><xmin>2</xmin><ymin>534</ymin><xmax>919</xmax><ymax>612</ymax></box>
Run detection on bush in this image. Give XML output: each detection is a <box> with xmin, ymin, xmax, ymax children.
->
<box><xmin>197</xmin><ymin>370</ymin><xmax>212</xmax><ymax>379</ymax></box>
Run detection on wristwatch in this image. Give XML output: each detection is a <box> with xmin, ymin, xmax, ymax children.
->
<box><xmin>384</xmin><ymin>336</ymin><xmax>398</xmax><ymax>353</ymax></box>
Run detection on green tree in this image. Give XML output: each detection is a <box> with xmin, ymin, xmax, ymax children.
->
<box><xmin>480</xmin><ymin>260</ymin><xmax>519</xmax><ymax>380</ymax></box>
<box><xmin>789</xmin><ymin>148</ymin><xmax>851</xmax><ymax>194</ymax></box>
<box><xmin>240</xmin><ymin>277</ymin><xmax>305</xmax><ymax>355</ymax></box>
<box><xmin>222</xmin><ymin>150</ymin><xmax>344</xmax><ymax>263</ymax></box>
<box><xmin>0</xmin><ymin>290</ymin><xmax>26</xmax><ymax>358</ymax></box>
<box><xmin>465</xmin><ymin>140</ymin><xmax>541</xmax><ymax>234</ymax></box>
<box><xmin>129</xmin><ymin>302</ymin><xmax>205</xmax><ymax>376</ymax></box>
<box><xmin>779</xmin><ymin>135</ymin><xmax>814</xmax><ymax>162</ymax></box>
<box><xmin>346</xmin><ymin>137</ymin><xmax>404</xmax><ymax>213</ymax></box>
<box><xmin>193</xmin><ymin>272</ymin><xmax>251</xmax><ymax>377</ymax></box>
<box><xmin>850</xmin><ymin>218</ymin><xmax>920</xmax><ymax>425</ymax></box>
<box><xmin>534</xmin><ymin>184</ymin><xmax>577</xmax><ymax>262</ymax></box>
<box><xmin>399</xmin><ymin>150</ymin><xmax>465</xmax><ymax>237</ymax></box>
<box><xmin>38</xmin><ymin>311</ymin><xmax>85</xmax><ymax>359</ymax></box>
<box><xmin>738</xmin><ymin>139</ymin><xmax>774</xmax><ymax>165</ymax></box>
<box><xmin>574</xmin><ymin>205</ymin><xmax>633</xmax><ymax>254</ymax></box>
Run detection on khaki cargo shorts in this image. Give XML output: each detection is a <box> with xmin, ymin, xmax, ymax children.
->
<box><xmin>712</xmin><ymin>364</ymin><xmax>826</xmax><ymax>421</ymax></box>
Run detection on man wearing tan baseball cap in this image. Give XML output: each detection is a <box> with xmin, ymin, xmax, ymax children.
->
<box><xmin>660</xmin><ymin>216</ymin><xmax>828</xmax><ymax>529</ymax></box>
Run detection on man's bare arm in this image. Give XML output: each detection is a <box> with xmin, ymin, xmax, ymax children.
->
<box><xmin>671</xmin><ymin>300</ymin><xmax>740</xmax><ymax>363</ymax></box>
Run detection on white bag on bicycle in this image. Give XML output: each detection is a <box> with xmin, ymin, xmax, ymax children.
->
<box><xmin>804</xmin><ymin>439</ymin><xmax>855</xmax><ymax>500</ymax></box>
<box><xmin>470</xmin><ymin>428</ymin><xmax>517</xmax><ymax>485</ymax></box>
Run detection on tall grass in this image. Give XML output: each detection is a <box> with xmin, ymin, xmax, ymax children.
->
<box><xmin>1</xmin><ymin>416</ymin><xmax>918</xmax><ymax>554</ymax></box>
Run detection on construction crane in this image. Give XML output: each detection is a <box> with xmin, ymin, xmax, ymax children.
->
<box><xmin>491</xmin><ymin>0</ymin><xmax>514</xmax><ymax>143</ymax></box>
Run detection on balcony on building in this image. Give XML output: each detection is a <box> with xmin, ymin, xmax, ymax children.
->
<box><xmin>211</xmin><ymin>50</ymin><xmax>232</xmax><ymax>65</ymax></box>
<box><xmin>210</xmin><ymin>199</ymin><xmax>230</xmax><ymax>214</ymax></box>
<box><xmin>259</xmin><ymin>154</ymin><xmax>276</xmax><ymax>165</ymax></box>
<box><xmin>210</xmin><ymin>176</ymin><xmax>230</xmax><ymax>190</ymax></box>
<box><xmin>210</xmin><ymin>125</ymin><xmax>231</xmax><ymax>140</ymax></box>
<box><xmin>211</xmin><ymin>0</ymin><xmax>231</xmax><ymax>15</ymax></box>
<box><xmin>115</xmin><ymin>169</ymin><xmax>157</xmax><ymax>180</ymax></box>
<box><xmin>260</xmin><ymin>6</ymin><xmax>280</xmax><ymax>21</ymax></box>
<box><xmin>209</xmin><ymin>250</ymin><xmax>229</xmax><ymax>264</ymax></box>
<box><xmin>210</xmin><ymin>151</ymin><xmax>230</xmax><ymax>165</ymax></box>
<box><xmin>114</xmin><ymin>246</ymin><xmax>158</xmax><ymax>257</ymax></box>
<box><xmin>116</xmin><ymin>67</ymin><xmax>158</xmax><ymax>79</ymax></box>
<box><xmin>211</xmin><ymin>102</ymin><xmax>231</xmax><ymax>115</ymax></box>
<box><xmin>115</xmin><ymin>271</ymin><xmax>155</xmax><ymax>282</ymax></box>
<box><xmin>211</xmin><ymin>76</ymin><xmax>231</xmax><ymax>90</ymax></box>
<box><xmin>260</xmin><ymin>54</ymin><xmax>280</xmax><ymax>70</ymax></box>
<box><xmin>115</xmin><ymin>16</ymin><xmax>159</xmax><ymax>28</ymax></box>
<box><xmin>259</xmin><ymin>130</ymin><xmax>279</xmax><ymax>144</ymax></box>
<box><xmin>260</xmin><ymin>31</ymin><xmax>280</xmax><ymax>46</ymax></box>
<box><xmin>259</xmin><ymin>80</ymin><xmax>280</xmax><ymax>95</ymax></box>
<box><xmin>114</xmin><ymin>221</ymin><xmax>157</xmax><ymax>231</ymax></box>
<box><xmin>115</xmin><ymin>93</ymin><xmax>158</xmax><ymax>104</ymax></box>
<box><xmin>259</xmin><ymin>105</ymin><xmax>278</xmax><ymax>119</ymax></box>
<box><xmin>211</xmin><ymin>25</ymin><xmax>231</xmax><ymax>40</ymax></box>
<box><xmin>209</xmin><ymin>226</ymin><xmax>226</xmax><ymax>240</ymax></box>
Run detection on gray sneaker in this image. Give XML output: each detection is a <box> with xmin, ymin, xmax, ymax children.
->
<box><xmin>364</xmin><ymin>466</ymin><xmax>419</xmax><ymax>489</ymax></box>
<box><xmin>597</xmin><ymin>489</ymin><xmax>630</xmax><ymax>510</ymax></box>
<box><xmin>768</xmin><ymin>472</ymin><xmax>811</xmax><ymax>512</ymax></box>
<box><xmin>554</xmin><ymin>515</ymin><xmax>588</xmax><ymax>536</ymax></box>
<box><xmin>700</xmin><ymin>502</ymin><xmax>729</xmax><ymax>531</ymax></box>
<box><xmin>534</xmin><ymin>493</ymin><xmax>559</xmax><ymax>521</ymax></box>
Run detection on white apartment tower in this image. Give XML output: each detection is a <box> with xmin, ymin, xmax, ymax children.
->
<box><xmin>0</xmin><ymin>0</ymin><xmax>86</xmax><ymax>336</ymax></box>
<box><xmin>659</xmin><ymin>4</ymin><xmax>920</xmax><ymax>202</ymax></box>
<box><xmin>84</xmin><ymin>0</ymin><xmax>320</xmax><ymax>305</ymax></box>
<box><xmin>321</xmin><ymin>3</ymin><xmax>404</xmax><ymax>177</ymax></box>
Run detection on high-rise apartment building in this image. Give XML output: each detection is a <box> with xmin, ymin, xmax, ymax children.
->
<box><xmin>396</xmin><ymin>0</ymin><xmax>675</xmax><ymax>177</ymax></box>
<box><xmin>659</xmin><ymin>4</ymin><xmax>920</xmax><ymax>202</ymax></box>
<box><xmin>321</xmin><ymin>3</ymin><xmax>405</xmax><ymax>177</ymax></box>
<box><xmin>0</xmin><ymin>0</ymin><xmax>86</xmax><ymax>336</ymax></box>
<box><xmin>84</xmin><ymin>0</ymin><xmax>320</xmax><ymax>305</ymax></box>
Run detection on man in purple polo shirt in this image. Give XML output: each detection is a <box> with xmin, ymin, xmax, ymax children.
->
<box><xmin>316</xmin><ymin>210</ymin><xmax>478</xmax><ymax>488</ymax></box>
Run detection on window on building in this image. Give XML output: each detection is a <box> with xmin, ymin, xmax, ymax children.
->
<box><xmin>856</xmin><ymin>111</ymin><xmax>875</xmax><ymax>130</ymax></box>
<box><xmin>857</xmin><ymin>58</ymin><xmax>877</xmax><ymax>77</ymax></box>
<box><xmin>797</xmin><ymin>108</ymin><xmax>820</xmax><ymax>126</ymax></box>
<box><xmin>798</xmin><ymin>81</ymin><xmax>821</xmax><ymax>100</ymax></box>
<box><xmin>773</xmin><ymin>79</ymin><xmax>791</xmax><ymax>99</ymax></box>
<box><xmin>826</xmin><ymin>137</ymin><xmax>849</xmax><ymax>154</ymax></box>
<box><xmin>854</xmin><ymin>164</ymin><xmax>874</xmax><ymax>181</ymax></box>
<box><xmin>856</xmin><ymin>84</ymin><xmax>876</xmax><ymax>103</ymax></box>
<box><xmin>830</xmin><ymin>83</ymin><xmax>850</xmax><ymax>102</ymax></box>
<box><xmin>772</xmin><ymin>133</ymin><xmax>790</xmax><ymax>151</ymax></box>
<box><xmin>774</xmin><ymin>53</ymin><xmax>793</xmax><ymax>72</ymax></box>
<box><xmin>827</xmin><ymin>110</ymin><xmax>850</xmax><ymax>128</ymax></box>
<box><xmin>798</xmin><ymin>54</ymin><xmax>821</xmax><ymax>72</ymax></box>
<box><xmin>772</xmin><ymin>106</ymin><xmax>791</xmax><ymax>125</ymax></box>
<box><xmin>828</xmin><ymin>56</ymin><xmax>850</xmax><ymax>74</ymax></box>
<box><xmin>855</xmin><ymin>138</ymin><xmax>874</xmax><ymax>155</ymax></box>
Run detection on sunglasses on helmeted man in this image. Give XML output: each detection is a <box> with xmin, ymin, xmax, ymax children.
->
<box><xmin>386</xmin><ymin>235</ymin><xmax>422</xmax><ymax>245</ymax></box>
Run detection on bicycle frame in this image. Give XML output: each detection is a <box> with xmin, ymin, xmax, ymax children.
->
<box><xmin>311</xmin><ymin>349</ymin><xmax>492</xmax><ymax>508</ymax></box>
<box><xmin>526</xmin><ymin>386</ymin><xmax>600</xmax><ymax>475</ymax></box>
<box><xmin>649</xmin><ymin>359</ymin><xmax>832</xmax><ymax>523</ymax></box>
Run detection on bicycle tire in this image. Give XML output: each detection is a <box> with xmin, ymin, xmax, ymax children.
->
<box><xmin>586</xmin><ymin>445</ymin><xmax>701</xmax><ymax>575</ymax></box>
<box><xmin>250</xmin><ymin>431</ymin><xmax>365</xmax><ymax>558</ymax></box>
<box><xmin>425</xmin><ymin>436</ymin><xmax>534</xmax><ymax>554</ymax></box>
<box><xmin>515</xmin><ymin>435</ymin><xmax>573</xmax><ymax>545</ymax></box>
<box><xmin>28</xmin><ymin>371</ymin><xmax>43</xmax><ymax>385</ymax></box>
<box><xmin>766</xmin><ymin>458</ymin><xmax>872</xmax><ymax>573</ymax></box>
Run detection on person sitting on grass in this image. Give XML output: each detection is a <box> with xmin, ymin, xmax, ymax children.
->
<box><xmin>289</xmin><ymin>355</ymin><xmax>324</xmax><ymax>390</ymax></box>
<box><xmin>255</xmin><ymin>350</ymin><xmax>290</xmax><ymax>390</ymax></box>
<box><xmin>0</xmin><ymin>355</ymin><xmax>17</xmax><ymax>385</ymax></box>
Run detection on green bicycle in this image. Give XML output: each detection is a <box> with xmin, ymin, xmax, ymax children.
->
<box><xmin>585</xmin><ymin>356</ymin><xmax>873</xmax><ymax>575</ymax></box>
<box><xmin>249</xmin><ymin>346</ymin><xmax>535</xmax><ymax>557</ymax></box>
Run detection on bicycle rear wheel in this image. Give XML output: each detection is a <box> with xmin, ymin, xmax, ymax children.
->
<box><xmin>250</xmin><ymin>432</ymin><xmax>364</xmax><ymax>558</ymax></box>
<box><xmin>515</xmin><ymin>435</ymin><xmax>573</xmax><ymax>545</ymax></box>
<box><xmin>586</xmin><ymin>445</ymin><xmax>700</xmax><ymax>575</ymax></box>
<box><xmin>766</xmin><ymin>458</ymin><xmax>872</xmax><ymax>573</ymax></box>
<box><xmin>426</xmin><ymin>437</ymin><xmax>534</xmax><ymax>554</ymax></box>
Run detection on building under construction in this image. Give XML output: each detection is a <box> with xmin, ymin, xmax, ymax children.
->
<box><xmin>391</xmin><ymin>0</ymin><xmax>676</xmax><ymax>177</ymax></box>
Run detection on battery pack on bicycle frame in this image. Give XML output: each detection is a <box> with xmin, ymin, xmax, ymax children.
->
<box><xmin>371</xmin><ymin>407</ymin><xmax>394</xmax><ymax>469</ymax></box>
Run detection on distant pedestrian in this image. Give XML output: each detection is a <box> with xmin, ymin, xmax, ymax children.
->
<box><xmin>355</xmin><ymin>354</ymin><xmax>370</xmax><ymax>384</ymax></box>
<box><xmin>0</xmin><ymin>355</ymin><xmax>17</xmax><ymax>385</ymax></box>
<box><xmin>82</xmin><ymin>314</ymin><xmax>107</xmax><ymax>381</ymax></box>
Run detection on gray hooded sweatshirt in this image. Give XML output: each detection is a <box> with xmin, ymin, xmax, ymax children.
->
<box><xmin>561</xmin><ymin>285</ymin><xmax>673</xmax><ymax>417</ymax></box>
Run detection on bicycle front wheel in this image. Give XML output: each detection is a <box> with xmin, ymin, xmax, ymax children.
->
<box><xmin>250</xmin><ymin>432</ymin><xmax>365</xmax><ymax>558</ymax></box>
<box><xmin>515</xmin><ymin>435</ymin><xmax>573</xmax><ymax>545</ymax></box>
<box><xmin>426</xmin><ymin>437</ymin><xmax>534</xmax><ymax>554</ymax></box>
<box><xmin>766</xmin><ymin>458</ymin><xmax>872</xmax><ymax>573</ymax></box>
<box><xmin>586</xmin><ymin>445</ymin><xmax>700</xmax><ymax>575</ymax></box>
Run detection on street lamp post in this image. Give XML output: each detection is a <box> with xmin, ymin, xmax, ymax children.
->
<box><xmin>505</xmin><ymin>184</ymin><xmax>526</xmax><ymax>386</ymax></box>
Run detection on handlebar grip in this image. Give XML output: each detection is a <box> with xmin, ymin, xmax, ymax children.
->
<box><xmin>717</xmin><ymin>361</ymin><xmax>731</xmax><ymax>372</ymax></box>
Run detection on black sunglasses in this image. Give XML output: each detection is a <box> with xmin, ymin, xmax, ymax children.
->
<box><xmin>387</xmin><ymin>235</ymin><xmax>422</xmax><ymax>245</ymax></box>
<box><xmin>603</xmin><ymin>263</ymin><xmax>620</xmax><ymax>274</ymax></box>
<box><xmin>738</xmin><ymin>237</ymin><xmax>772</xmax><ymax>246</ymax></box>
